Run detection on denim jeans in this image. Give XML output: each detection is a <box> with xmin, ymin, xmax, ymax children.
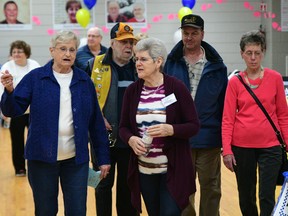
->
<box><xmin>27</xmin><ymin>158</ymin><xmax>89</xmax><ymax>216</ymax></box>
<box><xmin>140</xmin><ymin>173</ymin><xmax>181</xmax><ymax>216</ymax></box>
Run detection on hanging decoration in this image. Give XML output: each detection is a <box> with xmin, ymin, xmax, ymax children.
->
<box><xmin>84</xmin><ymin>0</ymin><xmax>97</xmax><ymax>10</ymax></box>
<box><xmin>182</xmin><ymin>0</ymin><xmax>196</xmax><ymax>9</ymax></box>
<box><xmin>76</xmin><ymin>9</ymin><xmax>90</xmax><ymax>28</ymax></box>
<box><xmin>178</xmin><ymin>7</ymin><xmax>192</xmax><ymax>21</ymax></box>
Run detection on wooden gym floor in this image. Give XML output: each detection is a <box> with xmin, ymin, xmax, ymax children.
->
<box><xmin>0</xmin><ymin>126</ymin><xmax>282</xmax><ymax>215</ymax></box>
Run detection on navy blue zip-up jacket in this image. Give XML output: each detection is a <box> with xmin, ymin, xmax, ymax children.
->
<box><xmin>164</xmin><ymin>40</ymin><xmax>228</xmax><ymax>148</ymax></box>
<box><xmin>0</xmin><ymin>60</ymin><xmax>110</xmax><ymax>165</ymax></box>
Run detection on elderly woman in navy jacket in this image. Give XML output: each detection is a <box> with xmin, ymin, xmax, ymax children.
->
<box><xmin>0</xmin><ymin>30</ymin><xmax>110</xmax><ymax>216</ymax></box>
<box><xmin>119</xmin><ymin>37</ymin><xmax>200</xmax><ymax>216</ymax></box>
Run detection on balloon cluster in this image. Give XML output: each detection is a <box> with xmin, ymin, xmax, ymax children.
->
<box><xmin>174</xmin><ymin>0</ymin><xmax>197</xmax><ymax>44</ymax></box>
<box><xmin>76</xmin><ymin>0</ymin><xmax>97</xmax><ymax>28</ymax></box>
<box><xmin>178</xmin><ymin>0</ymin><xmax>196</xmax><ymax>20</ymax></box>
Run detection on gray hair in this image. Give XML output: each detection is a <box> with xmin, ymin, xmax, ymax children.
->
<box><xmin>135</xmin><ymin>37</ymin><xmax>167</xmax><ymax>71</ymax></box>
<box><xmin>51</xmin><ymin>30</ymin><xmax>80</xmax><ymax>48</ymax></box>
<box><xmin>240</xmin><ymin>30</ymin><xmax>266</xmax><ymax>52</ymax></box>
<box><xmin>88</xmin><ymin>26</ymin><xmax>103</xmax><ymax>37</ymax></box>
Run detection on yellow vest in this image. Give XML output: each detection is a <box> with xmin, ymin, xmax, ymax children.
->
<box><xmin>91</xmin><ymin>54</ymin><xmax>111</xmax><ymax>111</ymax></box>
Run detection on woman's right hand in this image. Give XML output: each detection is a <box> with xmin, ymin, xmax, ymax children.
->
<box><xmin>128</xmin><ymin>135</ymin><xmax>147</xmax><ymax>156</ymax></box>
<box><xmin>1</xmin><ymin>70</ymin><xmax>14</xmax><ymax>93</ymax></box>
<box><xmin>223</xmin><ymin>154</ymin><xmax>236</xmax><ymax>172</ymax></box>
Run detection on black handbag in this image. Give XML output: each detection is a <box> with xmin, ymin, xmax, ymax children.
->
<box><xmin>236</xmin><ymin>73</ymin><xmax>288</xmax><ymax>185</ymax></box>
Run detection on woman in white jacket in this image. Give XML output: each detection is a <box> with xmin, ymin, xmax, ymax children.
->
<box><xmin>0</xmin><ymin>40</ymin><xmax>40</xmax><ymax>176</ymax></box>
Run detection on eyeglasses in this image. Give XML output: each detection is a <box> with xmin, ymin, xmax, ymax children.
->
<box><xmin>133</xmin><ymin>57</ymin><xmax>154</xmax><ymax>63</ymax></box>
<box><xmin>12</xmin><ymin>50</ymin><xmax>24</xmax><ymax>55</ymax></box>
<box><xmin>54</xmin><ymin>47</ymin><xmax>76</xmax><ymax>55</ymax></box>
<box><xmin>243</xmin><ymin>51</ymin><xmax>263</xmax><ymax>58</ymax></box>
<box><xmin>107</xmin><ymin>129</ymin><xmax>117</xmax><ymax>147</ymax></box>
<box><xmin>89</xmin><ymin>35</ymin><xmax>101</xmax><ymax>38</ymax></box>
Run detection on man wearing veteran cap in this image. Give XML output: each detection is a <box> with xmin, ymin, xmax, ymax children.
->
<box><xmin>87</xmin><ymin>22</ymin><xmax>138</xmax><ymax>216</ymax></box>
<box><xmin>164</xmin><ymin>14</ymin><xmax>227</xmax><ymax>216</ymax></box>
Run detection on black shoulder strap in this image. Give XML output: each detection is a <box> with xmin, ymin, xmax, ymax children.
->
<box><xmin>235</xmin><ymin>73</ymin><xmax>285</xmax><ymax>147</ymax></box>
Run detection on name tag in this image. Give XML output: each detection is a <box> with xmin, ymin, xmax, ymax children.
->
<box><xmin>161</xmin><ymin>93</ymin><xmax>177</xmax><ymax>107</ymax></box>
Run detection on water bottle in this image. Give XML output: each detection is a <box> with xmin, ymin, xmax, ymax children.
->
<box><xmin>142</xmin><ymin>131</ymin><xmax>153</xmax><ymax>156</ymax></box>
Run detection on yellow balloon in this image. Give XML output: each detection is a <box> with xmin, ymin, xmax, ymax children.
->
<box><xmin>178</xmin><ymin>7</ymin><xmax>192</xmax><ymax>21</ymax></box>
<box><xmin>76</xmin><ymin>9</ymin><xmax>90</xmax><ymax>28</ymax></box>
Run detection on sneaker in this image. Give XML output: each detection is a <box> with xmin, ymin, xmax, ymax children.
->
<box><xmin>16</xmin><ymin>170</ymin><xmax>26</xmax><ymax>177</ymax></box>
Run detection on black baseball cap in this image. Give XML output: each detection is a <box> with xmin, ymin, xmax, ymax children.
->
<box><xmin>180</xmin><ymin>14</ymin><xmax>204</xmax><ymax>29</ymax></box>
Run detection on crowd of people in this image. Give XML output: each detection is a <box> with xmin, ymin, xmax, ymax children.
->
<box><xmin>1</xmin><ymin>12</ymin><xmax>288</xmax><ymax>216</ymax></box>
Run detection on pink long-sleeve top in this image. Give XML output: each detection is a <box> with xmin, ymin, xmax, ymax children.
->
<box><xmin>222</xmin><ymin>68</ymin><xmax>288</xmax><ymax>156</ymax></box>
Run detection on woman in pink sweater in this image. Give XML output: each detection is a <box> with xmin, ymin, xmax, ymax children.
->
<box><xmin>222</xmin><ymin>30</ymin><xmax>288</xmax><ymax>216</ymax></box>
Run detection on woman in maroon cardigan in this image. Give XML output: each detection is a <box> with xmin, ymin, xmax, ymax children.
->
<box><xmin>119</xmin><ymin>38</ymin><xmax>200</xmax><ymax>216</ymax></box>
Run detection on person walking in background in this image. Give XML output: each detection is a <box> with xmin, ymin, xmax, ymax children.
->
<box><xmin>107</xmin><ymin>1</ymin><xmax>128</xmax><ymax>23</ymax></box>
<box><xmin>75</xmin><ymin>27</ymin><xmax>107</xmax><ymax>73</ymax></box>
<box><xmin>222</xmin><ymin>30</ymin><xmax>288</xmax><ymax>216</ymax></box>
<box><xmin>164</xmin><ymin>14</ymin><xmax>228</xmax><ymax>216</ymax></box>
<box><xmin>87</xmin><ymin>22</ymin><xmax>138</xmax><ymax>216</ymax></box>
<box><xmin>119</xmin><ymin>37</ymin><xmax>200</xmax><ymax>216</ymax></box>
<box><xmin>0</xmin><ymin>1</ymin><xmax>23</xmax><ymax>24</ymax></box>
<box><xmin>0</xmin><ymin>40</ymin><xmax>40</xmax><ymax>177</ymax></box>
<box><xmin>62</xmin><ymin>0</ymin><xmax>82</xmax><ymax>24</ymax></box>
<box><xmin>0</xmin><ymin>30</ymin><xmax>110</xmax><ymax>216</ymax></box>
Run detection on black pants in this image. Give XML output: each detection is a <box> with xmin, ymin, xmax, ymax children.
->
<box><xmin>232</xmin><ymin>145</ymin><xmax>282</xmax><ymax>216</ymax></box>
<box><xmin>92</xmin><ymin>147</ymin><xmax>138</xmax><ymax>216</ymax></box>
<box><xmin>9</xmin><ymin>114</ymin><xmax>29</xmax><ymax>173</ymax></box>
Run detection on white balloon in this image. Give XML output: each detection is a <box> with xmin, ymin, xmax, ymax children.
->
<box><xmin>79</xmin><ymin>37</ymin><xmax>87</xmax><ymax>48</ymax></box>
<box><xmin>173</xmin><ymin>29</ymin><xmax>182</xmax><ymax>44</ymax></box>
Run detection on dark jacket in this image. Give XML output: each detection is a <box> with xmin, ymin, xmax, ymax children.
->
<box><xmin>75</xmin><ymin>44</ymin><xmax>107</xmax><ymax>73</ymax></box>
<box><xmin>87</xmin><ymin>48</ymin><xmax>137</xmax><ymax>148</ymax></box>
<box><xmin>0</xmin><ymin>60</ymin><xmax>110</xmax><ymax>165</ymax></box>
<box><xmin>119</xmin><ymin>74</ymin><xmax>200</xmax><ymax>212</ymax></box>
<box><xmin>164</xmin><ymin>40</ymin><xmax>227</xmax><ymax>148</ymax></box>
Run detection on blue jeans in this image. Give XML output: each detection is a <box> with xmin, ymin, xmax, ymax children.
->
<box><xmin>140</xmin><ymin>173</ymin><xmax>181</xmax><ymax>216</ymax></box>
<box><xmin>27</xmin><ymin>158</ymin><xmax>89</xmax><ymax>216</ymax></box>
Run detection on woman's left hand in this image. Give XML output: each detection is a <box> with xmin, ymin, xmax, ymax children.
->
<box><xmin>99</xmin><ymin>164</ymin><xmax>111</xmax><ymax>179</ymax></box>
<box><xmin>147</xmin><ymin>124</ymin><xmax>174</xmax><ymax>137</ymax></box>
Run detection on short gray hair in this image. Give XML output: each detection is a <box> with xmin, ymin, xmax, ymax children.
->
<box><xmin>240</xmin><ymin>30</ymin><xmax>266</xmax><ymax>52</ymax></box>
<box><xmin>135</xmin><ymin>37</ymin><xmax>167</xmax><ymax>71</ymax></box>
<box><xmin>88</xmin><ymin>26</ymin><xmax>103</xmax><ymax>37</ymax></box>
<box><xmin>51</xmin><ymin>30</ymin><xmax>80</xmax><ymax>48</ymax></box>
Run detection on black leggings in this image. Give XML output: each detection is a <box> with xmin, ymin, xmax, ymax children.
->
<box><xmin>9</xmin><ymin>114</ymin><xmax>29</xmax><ymax>172</ymax></box>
